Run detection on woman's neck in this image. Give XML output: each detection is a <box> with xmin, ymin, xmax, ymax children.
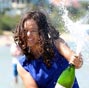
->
<box><xmin>30</xmin><ymin>44</ymin><xmax>44</xmax><ymax>58</ymax></box>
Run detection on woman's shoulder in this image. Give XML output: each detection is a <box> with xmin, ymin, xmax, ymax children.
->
<box><xmin>53</xmin><ymin>38</ymin><xmax>61</xmax><ymax>51</ymax></box>
<box><xmin>53</xmin><ymin>38</ymin><xmax>68</xmax><ymax>53</ymax></box>
<box><xmin>18</xmin><ymin>55</ymin><xmax>26</xmax><ymax>66</ymax></box>
<box><xmin>54</xmin><ymin>38</ymin><xmax>66</xmax><ymax>46</ymax></box>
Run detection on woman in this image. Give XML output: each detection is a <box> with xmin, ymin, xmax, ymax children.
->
<box><xmin>14</xmin><ymin>10</ymin><xmax>83</xmax><ymax>88</ymax></box>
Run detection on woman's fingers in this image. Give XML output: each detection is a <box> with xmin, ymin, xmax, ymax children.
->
<box><xmin>69</xmin><ymin>54</ymin><xmax>83</xmax><ymax>69</ymax></box>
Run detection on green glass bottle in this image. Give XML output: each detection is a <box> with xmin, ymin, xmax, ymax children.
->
<box><xmin>55</xmin><ymin>64</ymin><xmax>75</xmax><ymax>88</ymax></box>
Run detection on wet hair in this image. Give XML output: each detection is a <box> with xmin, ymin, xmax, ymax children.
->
<box><xmin>14</xmin><ymin>10</ymin><xmax>59</xmax><ymax>68</ymax></box>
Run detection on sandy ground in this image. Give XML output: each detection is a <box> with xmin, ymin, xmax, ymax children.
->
<box><xmin>0</xmin><ymin>35</ymin><xmax>13</xmax><ymax>46</ymax></box>
<box><xmin>0</xmin><ymin>31</ymin><xmax>14</xmax><ymax>46</ymax></box>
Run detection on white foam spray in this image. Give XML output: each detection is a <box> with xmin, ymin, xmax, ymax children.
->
<box><xmin>51</xmin><ymin>0</ymin><xmax>89</xmax><ymax>62</ymax></box>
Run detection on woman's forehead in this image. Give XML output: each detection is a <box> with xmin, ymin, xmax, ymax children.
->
<box><xmin>24</xmin><ymin>19</ymin><xmax>38</xmax><ymax>29</ymax></box>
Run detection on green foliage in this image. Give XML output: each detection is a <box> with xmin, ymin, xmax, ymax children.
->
<box><xmin>67</xmin><ymin>6</ymin><xmax>85</xmax><ymax>21</ymax></box>
<box><xmin>0</xmin><ymin>14</ymin><xmax>20</xmax><ymax>32</ymax></box>
<box><xmin>0</xmin><ymin>21</ymin><xmax>11</xmax><ymax>31</ymax></box>
<box><xmin>0</xmin><ymin>30</ymin><xmax>3</xmax><ymax>35</ymax></box>
<box><xmin>80</xmin><ymin>1</ymin><xmax>89</xmax><ymax>10</ymax></box>
<box><xmin>47</xmin><ymin>5</ymin><xmax>65</xmax><ymax>33</ymax></box>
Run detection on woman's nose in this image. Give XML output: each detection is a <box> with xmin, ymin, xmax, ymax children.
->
<box><xmin>27</xmin><ymin>31</ymin><xmax>31</xmax><ymax>36</ymax></box>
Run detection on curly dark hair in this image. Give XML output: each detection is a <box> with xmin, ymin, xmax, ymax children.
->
<box><xmin>14</xmin><ymin>10</ymin><xmax>60</xmax><ymax>67</ymax></box>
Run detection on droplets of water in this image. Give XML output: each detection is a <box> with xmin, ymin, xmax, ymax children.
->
<box><xmin>52</xmin><ymin>0</ymin><xmax>89</xmax><ymax>63</ymax></box>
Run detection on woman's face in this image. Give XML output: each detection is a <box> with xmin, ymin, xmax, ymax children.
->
<box><xmin>24</xmin><ymin>19</ymin><xmax>40</xmax><ymax>47</ymax></box>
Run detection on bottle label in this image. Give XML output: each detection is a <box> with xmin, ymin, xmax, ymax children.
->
<box><xmin>55</xmin><ymin>83</ymin><xmax>66</xmax><ymax>88</ymax></box>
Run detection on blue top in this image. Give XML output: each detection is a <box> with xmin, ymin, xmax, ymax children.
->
<box><xmin>19</xmin><ymin>46</ymin><xmax>79</xmax><ymax>88</ymax></box>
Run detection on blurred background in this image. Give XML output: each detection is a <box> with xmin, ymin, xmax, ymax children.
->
<box><xmin>0</xmin><ymin>0</ymin><xmax>89</xmax><ymax>88</ymax></box>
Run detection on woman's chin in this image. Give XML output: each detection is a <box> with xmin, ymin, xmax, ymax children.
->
<box><xmin>28</xmin><ymin>43</ymin><xmax>35</xmax><ymax>47</ymax></box>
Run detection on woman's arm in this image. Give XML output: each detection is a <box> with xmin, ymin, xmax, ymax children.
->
<box><xmin>54</xmin><ymin>37</ymin><xmax>83</xmax><ymax>69</ymax></box>
<box><xmin>17</xmin><ymin>63</ymin><xmax>38</xmax><ymax>88</ymax></box>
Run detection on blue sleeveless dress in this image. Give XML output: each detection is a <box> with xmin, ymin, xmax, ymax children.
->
<box><xmin>19</xmin><ymin>46</ymin><xmax>79</xmax><ymax>88</ymax></box>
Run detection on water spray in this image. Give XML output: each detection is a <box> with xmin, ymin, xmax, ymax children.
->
<box><xmin>51</xmin><ymin>0</ymin><xmax>89</xmax><ymax>62</ymax></box>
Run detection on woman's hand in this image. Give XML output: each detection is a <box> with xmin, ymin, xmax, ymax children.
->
<box><xmin>69</xmin><ymin>53</ymin><xmax>83</xmax><ymax>69</ymax></box>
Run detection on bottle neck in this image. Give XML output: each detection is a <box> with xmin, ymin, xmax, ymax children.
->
<box><xmin>69</xmin><ymin>64</ymin><xmax>75</xmax><ymax>69</ymax></box>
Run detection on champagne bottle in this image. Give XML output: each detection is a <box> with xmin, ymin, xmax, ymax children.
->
<box><xmin>55</xmin><ymin>64</ymin><xmax>75</xmax><ymax>88</ymax></box>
